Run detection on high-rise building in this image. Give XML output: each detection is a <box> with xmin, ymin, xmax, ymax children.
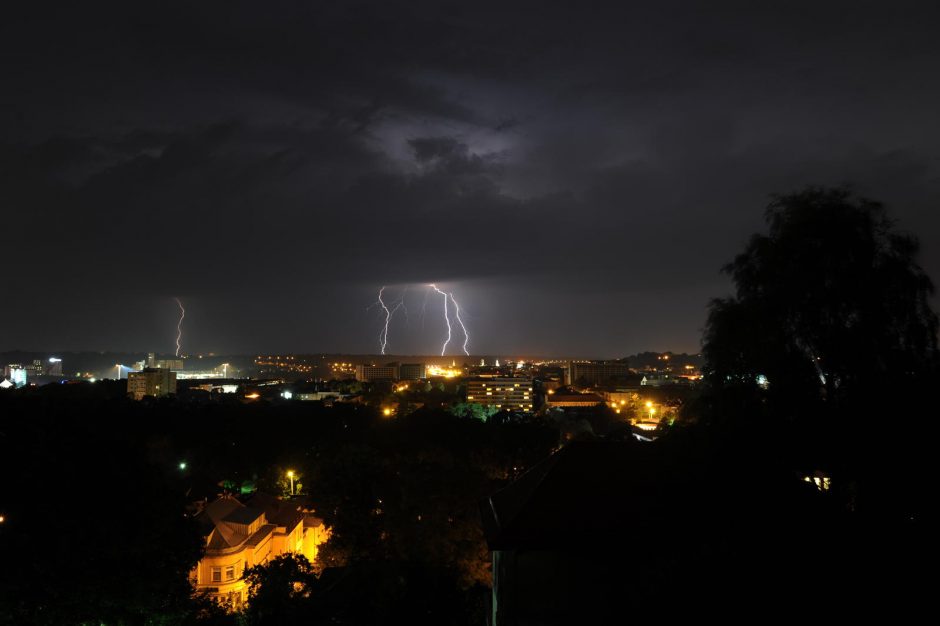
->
<box><xmin>398</xmin><ymin>363</ymin><xmax>427</xmax><ymax>380</ymax></box>
<box><xmin>568</xmin><ymin>361</ymin><xmax>631</xmax><ymax>386</ymax></box>
<box><xmin>127</xmin><ymin>368</ymin><xmax>177</xmax><ymax>400</ymax></box>
<box><xmin>153</xmin><ymin>358</ymin><xmax>184</xmax><ymax>370</ymax></box>
<box><xmin>25</xmin><ymin>360</ymin><xmax>44</xmax><ymax>377</ymax></box>
<box><xmin>465</xmin><ymin>377</ymin><xmax>534</xmax><ymax>411</ymax></box>
<box><xmin>46</xmin><ymin>357</ymin><xmax>63</xmax><ymax>376</ymax></box>
<box><xmin>355</xmin><ymin>364</ymin><xmax>400</xmax><ymax>382</ymax></box>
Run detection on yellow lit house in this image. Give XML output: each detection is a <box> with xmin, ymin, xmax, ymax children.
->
<box><xmin>191</xmin><ymin>493</ymin><xmax>330</xmax><ymax>608</ymax></box>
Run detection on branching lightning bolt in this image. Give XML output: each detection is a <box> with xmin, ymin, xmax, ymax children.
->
<box><xmin>430</xmin><ymin>284</ymin><xmax>452</xmax><ymax>356</ymax></box>
<box><xmin>430</xmin><ymin>284</ymin><xmax>470</xmax><ymax>356</ymax></box>
<box><xmin>174</xmin><ymin>297</ymin><xmax>185</xmax><ymax>358</ymax></box>
<box><xmin>377</xmin><ymin>286</ymin><xmax>405</xmax><ymax>355</ymax></box>
<box><xmin>372</xmin><ymin>283</ymin><xmax>471</xmax><ymax>356</ymax></box>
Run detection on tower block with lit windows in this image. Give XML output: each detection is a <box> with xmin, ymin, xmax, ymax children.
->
<box><xmin>466</xmin><ymin>377</ymin><xmax>534</xmax><ymax>412</ymax></box>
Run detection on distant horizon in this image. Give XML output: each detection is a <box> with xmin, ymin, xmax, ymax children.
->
<box><xmin>0</xmin><ymin>348</ymin><xmax>701</xmax><ymax>358</ymax></box>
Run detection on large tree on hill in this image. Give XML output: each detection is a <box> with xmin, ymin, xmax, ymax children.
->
<box><xmin>703</xmin><ymin>187</ymin><xmax>938</xmax><ymax>411</ymax></box>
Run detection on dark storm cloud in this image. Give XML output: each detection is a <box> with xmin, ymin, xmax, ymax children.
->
<box><xmin>2</xmin><ymin>1</ymin><xmax>939</xmax><ymax>355</ymax></box>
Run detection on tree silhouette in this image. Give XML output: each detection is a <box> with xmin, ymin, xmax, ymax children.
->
<box><xmin>705</xmin><ymin>187</ymin><xmax>937</xmax><ymax>404</ymax></box>
<box><xmin>242</xmin><ymin>554</ymin><xmax>319</xmax><ymax>626</ymax></box>
<box><xmin>699</xmin><ymin>186</ymin><xmax>939</xmax><ymax>517</ymax></box>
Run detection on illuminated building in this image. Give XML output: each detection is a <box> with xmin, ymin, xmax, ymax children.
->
<box><xmin>24</xmin><ymin>360</ymin><xmax>44</xmax><ymax>377</ymax></box>
<box><xmin>601</xmin><ymin>390</ymin><xmax>639</xmax><ymax>405</ymax></box>
<box><xmin>145</xmin><ymin>352</ymin><xmax>184</xmax><ymax>371</ymax></box>
<box><xmin>46</xmin><ymin>357</ymin><xmax>63</xmax><ymax>376</ymax></box>
<box><xmin>296</xmin><ymin>391</ymin><xmax>344</xmax><ymax>402</ymax></box>
<box><xmin>355</xmin><ymin>364</ymin><xmax>399</xmax><ymax>382</ymax></box>
<box><xmin>427</xmin><ymin>364</ymin><xmax>463</xmax><ymax>378</ymax></box>
<box><xmin>126</xmin><ymin>368</ymin><xmax>177</xmax><ymax>400</ymax></box>
<box><xmin>18</xmin><ymin>358</ymin><xmax>64</xmax><ymax>379</ymax></box>
<box><xmin>3</xmin><ymin>365</ymin><xmax>27</xmax><ymax>388</ymax></box>
<box><xmin>466</xmin><ymin>377</ymin><xmax>534</xmax><ymax>411</ymax></box>
<box><xmin>399</xmin><ymin>363</ymin><xmax>427</xmax><ymax>380</ymax></box>
<box><xmin>192</xmin><ymin>493</ymin><xmax>330</xmax><ymax>608</ymax></box>
<box><xmin>568</xmin><ymin>361</ymin><xmax>631</xmax><ymax>386</ymax></box>
<box><xmin>640</xmin><ymin>374</ymin><xmax>694</xmax><ymax>387</ymax></box>
<box><xmin>544</xmin><ymin>393</ymin><xmax>605</xmax><ymax>408</ymax></box>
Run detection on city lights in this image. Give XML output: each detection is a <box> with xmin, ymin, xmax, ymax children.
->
<box><xmin>427</xmin><ymin>364</ymin><xmax>461</xmax><ymax>378</ymax></box>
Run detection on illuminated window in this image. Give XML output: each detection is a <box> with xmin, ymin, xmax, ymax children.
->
<box><xmin>211</xmin><ymin>567</ymin><xmax>222</xmax><ymax>583</ymax></box>
<box><xmin>225</xmin><ymin>566</ymin><xmax>236</xmax><ymax>581</ymax></box>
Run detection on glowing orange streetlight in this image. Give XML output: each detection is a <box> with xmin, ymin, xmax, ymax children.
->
<box><xmin>287</xmin><ymin>470</ymin><xmax>295</xmax><ymax>496</ymax></box>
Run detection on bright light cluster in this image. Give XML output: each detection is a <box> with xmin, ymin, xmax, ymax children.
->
<box><xmin>426</xmin><ymin>364</ymin><xmax>462</xmax><ymax>378</ymax></box>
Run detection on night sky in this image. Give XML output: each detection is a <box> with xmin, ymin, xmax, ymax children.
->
<box><xmin>3</xmin><ymin>1</ymin><xmax>940</xmax><ymax>357</ymax></box>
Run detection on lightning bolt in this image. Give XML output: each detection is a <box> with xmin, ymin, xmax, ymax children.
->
<box><xmin>449</xmin><ymin>293</ymin><xmax>470</xmax><ymax>356</ymax></box>
<box><xmin>377</xmin><ymin>287</ymin><xmax>392</xmax><ymax>355</ymax></box>
<box><xmin>430</xmin><ymin>284</ymin><xmax>452</xmax><ymax>356</ymax></box>
<box><xmin>174</xmin><ymin>297</ymin><xmax>185</xmax><ymax>357</ymax></box>
<box><xmin>376</xmin><ymin>286</ymin><xmax>405</xmax><ymax>355</ymax></box>
<box><xmin>429</xmin><ymin>284</ymin><xmax>470</xmax><ymax>356</ymax></box>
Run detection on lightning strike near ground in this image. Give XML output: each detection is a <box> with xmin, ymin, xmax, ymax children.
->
<box><xmin>429</xmin><ymin>284</ymin><xmax>470</xmax><ymax>356</ymax></box>
<box><xmin>376</xmin><ymin>286</ymin><xmax>404</xmax><ymax>355</ymax></box>
<box><xmin>174</xmin><ymin>297</ymin><xmax>185</xmax><ymax>357</ymax></box>
<box><xmin>430</xmin><ymin>284</ymin><xmax>452</xmax><ymax>356</ymax></box>
<box><xmin>449</xmin><ymin>293</ymin><xmax>471</xmax><ymax>356</ymax></box>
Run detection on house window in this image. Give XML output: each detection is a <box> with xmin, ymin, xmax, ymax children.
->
<box><xmin>225</xmin><ymin>566</ymin><xmax>236</xmax><ymax>581</ymax></box>
<box><xmin>211</xmin><ymin>567</ymin><xmax>222</xmax><ymax>583</ymax></box>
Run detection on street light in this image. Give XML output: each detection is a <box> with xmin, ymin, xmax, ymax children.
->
<box><xmin>287</xmin><ymin>470</ymin><xmax>295</xmax><ymax>496</ymax></box>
